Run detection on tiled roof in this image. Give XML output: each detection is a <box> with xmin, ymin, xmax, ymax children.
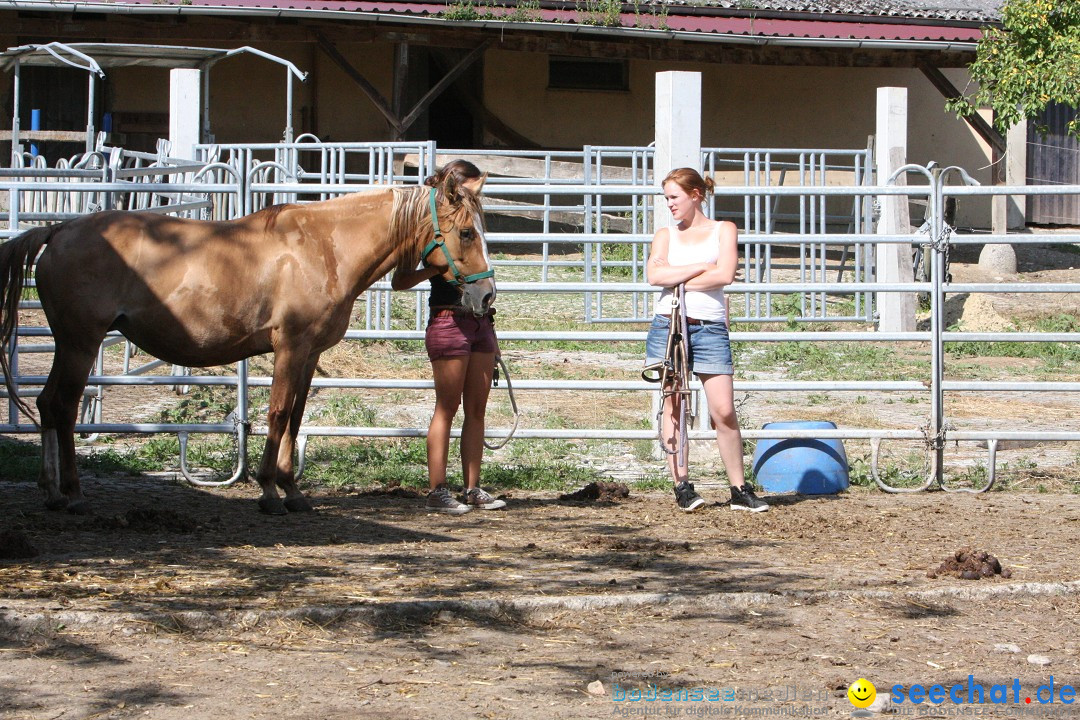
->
<box><xmin>43</xmin><ymin>0</ymin><xmax>1004</xmax><ymax>23</ymax></box>
<box><xmin>649</xmin><ymin>1</ymin><xmax>1002</xmax><ymax>23</ymax></box>
<box><xmin>6</xmin><ymin>0</ymin><xmax>1001</xmax><ymax>45</ymax></box>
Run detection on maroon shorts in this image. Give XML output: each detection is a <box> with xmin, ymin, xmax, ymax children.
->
<box><xmin>425</xmin><ymin>310</ymin><xmax>498</xmax><ymax>361</ymax></box>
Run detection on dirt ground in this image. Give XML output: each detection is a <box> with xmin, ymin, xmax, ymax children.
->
<box><xmin>3</xmin><ymin>240</ymin><xmax>1080</xmax><ymax>720</ymax></box>
<box><xmin>2</xmin><ymin>472</ymin><xmax>1079</xmax><ymax>720</ymax></box>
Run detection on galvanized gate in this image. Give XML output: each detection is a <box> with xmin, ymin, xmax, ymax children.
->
<box><xmin>4</xmin><ymin>143</ymin><xmax>1080</xmax><ymax>495</ymax></box>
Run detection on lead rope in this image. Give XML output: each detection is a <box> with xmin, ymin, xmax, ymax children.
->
<box><xmin>641</xmin><ymin>285</ymin><xmax>692</xmax><ymax>467</ymax></box>
<box><xmin>484</xmin><ymin>355</ymin><xmax>521</xmax><ymax>450</ymax></box>
<box><xmin>667</xmin><ymin>284</ymin><xmax>692</xmax><ymax>470</ymax></box>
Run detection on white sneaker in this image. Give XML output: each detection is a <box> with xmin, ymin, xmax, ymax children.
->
<box><xmin>463</xmin><ymin>487</ymin><xmax>507</xmax><ymax>510</ymax></box>
<box><xmin>426</xmin><ymin>485</ymin><xmax>472</xmax><ymax>515</ymax></box>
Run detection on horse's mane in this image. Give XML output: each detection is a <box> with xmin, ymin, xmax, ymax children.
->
<box><xmin>388</xmin><ymin>187</ymin><xmax>430</xmax><ymax>266</ymax></box>
<box><xmin>388</xmin><ymin>185</ymin><xmax>484</xmax><ymax>270</ymax></box>
<box><xmin>260</xmin><ymin>204</ymin><xmax>290</xmax><ymax>232</ymax></box>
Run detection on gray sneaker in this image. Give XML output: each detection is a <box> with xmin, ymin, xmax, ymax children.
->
<box><xmin>464</xmin><ymin>487</ymin><xmax>507</xmax><ymax>510</ymax></box>
<box><xmin>426</xmin><ymin>485</ymin><xmax>472</xmax><ymax>515</ymax></box>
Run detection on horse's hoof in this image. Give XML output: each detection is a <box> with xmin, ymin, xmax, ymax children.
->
<box><xmin>258</xmin><ymin>497</ymin><xmax>289</xmax><ymax>515</ymax></box>
<box><xmin>66</xmin><ymin>500</ymin><xmax>93</xmax><ymax>516</ymax></box>
<box><xmin>44</xmin><ymin>498</ymin><xmax>68</xmax><ymax>512</ymax></box>
<box><xmin>284</xmin><ymin>496</ymin><xmax>314</xmax><ymax>513</ymax></box>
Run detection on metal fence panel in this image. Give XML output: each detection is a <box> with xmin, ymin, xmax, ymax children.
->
<box><xmin>4</xmin><ymin>147</ymin><xmax>1080</xmax><ymax>494</ymax></box>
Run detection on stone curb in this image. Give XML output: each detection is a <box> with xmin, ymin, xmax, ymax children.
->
<box><xmin>3</xmin><ymin>580</ymin><xmax>1078</xmax><ymax>637</ymax></box>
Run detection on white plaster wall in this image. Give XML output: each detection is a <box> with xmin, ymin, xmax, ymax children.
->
<box><xmin>109</xmin><ymin>67</ymin><xmax>169</xmax><ymax>112</ymax></box>
<box><xmin>485</xmin><ymin>55</ymin><xmax>993</xmax><ymax>225</ymax></box>
<box><xmin>204</xmin><ymin>48</ymin><xmax>315</xmax><ymax>143</ymax></box>
<box><xmin>4</xmin><ymin>33</ymin><xmax>995</xmax><ymax>225</ymax></box>
<box><xmin>309</xmin><ymin>41</ymin><xmax>395</xmax><ymax>143</ymax></box>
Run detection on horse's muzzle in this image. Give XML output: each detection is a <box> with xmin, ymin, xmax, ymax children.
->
<box><xmin>461</xmin><ymin>278</ymin><xmax>496</xmax><ymax>316</ymax></box>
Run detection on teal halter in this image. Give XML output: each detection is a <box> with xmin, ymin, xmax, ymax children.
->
<box><xmin>420</xmin><ymin>187</ymin><xmax>495</xmax><ymax>287</ymax></box>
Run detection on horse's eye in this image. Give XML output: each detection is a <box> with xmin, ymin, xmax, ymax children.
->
<box><xmin>460</xmin><ymin>228</ymin><xmax>473</xmax><ymax>242</ymax></box>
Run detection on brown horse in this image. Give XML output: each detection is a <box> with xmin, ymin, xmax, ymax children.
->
<box><xmin>0</xmin><ymin>176</ymin><xmax>495</xmax><ymax>514</ymax></box>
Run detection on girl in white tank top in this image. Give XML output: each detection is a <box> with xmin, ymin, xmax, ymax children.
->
<box><xmin>653</xmin><ymin>223</ymin><xmax>728</xmax><ymax>323</ymax></box>
<box><xmin>644</xmin><ymin>167</ymin><xmax>769</xmax><ymax>514</ymax></box>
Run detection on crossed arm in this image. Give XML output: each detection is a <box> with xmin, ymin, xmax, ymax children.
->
<box><xmin>646</xmin><ymin>221</ymin><xmax>739</xmax><ymax>291</ymax></box>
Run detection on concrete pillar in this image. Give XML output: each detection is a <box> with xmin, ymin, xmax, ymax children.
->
<box><xmin>652</xmin><ymin>71</ymin><xmax>704</xmax><ymax>438</ymax></box>
<box><xmin>654</xmin><ymin>71</ymin><xmax>702</xmax><ymax>228</ymax></box>
<box><xmin>1006</xmin><ymin>119</ymin><xmax>1028</xmax><ymax>230</ymax></box>
<box><xmin>169</xmin><ymin>69</ymin><xmax>201</xmax><ymax>160</ymax></box>
<box><xmin>982</xmin><ymin>142</ymin><xmax>1019</xmax><ymax>274</ymax></box>
<box><xmin>875</xmin><ymin>86</ymin><xmax>916</xmax><ymax>333</ymax></box>
<box><xmin>982</xmin><ymin>116</ymin><xmax>1024</xmax><ymax>273</ymax></box>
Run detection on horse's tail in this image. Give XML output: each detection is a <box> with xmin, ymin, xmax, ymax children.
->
<box><xmin>0</xmin><ymin>225</ymin><xmax>57</xmax><ymax>425</ymax></box>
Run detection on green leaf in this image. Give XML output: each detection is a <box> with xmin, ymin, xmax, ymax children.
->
<box><xmin>955</xmin><ymin>0</ymin><xmax>1080</xmax><ymax>137</ymax></box>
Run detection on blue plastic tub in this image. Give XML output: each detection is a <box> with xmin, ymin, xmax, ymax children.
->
<box><xmin>751</xmin><ymin>421</ymin><xmax>849</xmax><ymax>495</ymax></box>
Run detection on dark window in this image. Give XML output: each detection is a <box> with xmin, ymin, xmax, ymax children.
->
<box><xmin>548</xmin><ymin>57</ymin><xmax>629</xmax><ymax>91</ymax></box>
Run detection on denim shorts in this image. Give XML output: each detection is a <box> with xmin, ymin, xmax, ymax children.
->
<box><xmin>425</xmin><ymin>311</ymin><xmax>497</xmax><ymax>360</ymax></box>
<box><xmin>644</xmin><ymin>315</ymin><xmax>733</xmax><ymax>376</ymax></box>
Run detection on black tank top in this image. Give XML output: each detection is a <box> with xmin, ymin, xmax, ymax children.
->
<box><xmin>428</xmin><ymin>275</ymin><xmax>461</xmax><ymax>307</ymax></box>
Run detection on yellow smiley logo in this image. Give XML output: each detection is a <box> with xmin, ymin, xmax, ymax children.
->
<box><xmin>848</xmin><ymin>678</ymin><xmax>876</xmax><ymax>709</ymax></box>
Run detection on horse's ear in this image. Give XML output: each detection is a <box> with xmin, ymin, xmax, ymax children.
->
<box><xmin>442</xmin><ymin>173</ymin><xmax>461</xmax><ymax>205</ymax></box>
<box><xmin>466</xmin><ymin>173</ymin><xmax>487</xmax><ymax>195</ymax></box>
<box><xmin>440</xmin><ymin>172</ymin><xmax>484</xmax><ymax>205</ymax></box>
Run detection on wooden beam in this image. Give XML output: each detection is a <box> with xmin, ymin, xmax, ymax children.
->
<box><xmin>315</xmin><ymin>32</ymin><xmax>402</xmax><ymax>135</ymax></box>
<box><xmin>403</xmin><ymin>152</ymin><xmax>634</xmax><ymax>180</ymax></box>
<box><xmin>391</xmin><ymin>42</ymin><xmax>410</xmax><ymax>137</ymax></box>
<box><xmin>918</xmin><ymin>60</ymin><xmax>1006</xmax><ymax>154</ymax></box>
<box><xmin>5</xmin><ymin>13</ymin><xmax>315</xmax><ymax>43</ymax></box>
<box><xmin>6</xmin><ymin>12</ymin><xmax>975</xmax><ymax>68</ymax></box>
<box><xmin>0</xmin><ymin>130</ymin><xmax>89</xmax><ymax>142</ymax></box>
<box><xmin>428</xmin><ymin>51</ymin><xmax>540</xmax><ymax>148</ymax></box>
<box><xmin>399</xmin><ymin>41</ymin><xmax>491</xmax><ymax>133</ymax></box>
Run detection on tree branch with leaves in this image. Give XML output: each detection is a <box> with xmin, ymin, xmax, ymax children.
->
<box><xmin>947</xmin><ymin>0</ymin><xmax>1080</xmax><ymax>137</ymax></box>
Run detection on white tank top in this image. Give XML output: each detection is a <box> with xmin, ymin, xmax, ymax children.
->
<box><xmin>653</xmin><ymin>223</ymin><xmax>728</xmax><ymax>323</ymax></box>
